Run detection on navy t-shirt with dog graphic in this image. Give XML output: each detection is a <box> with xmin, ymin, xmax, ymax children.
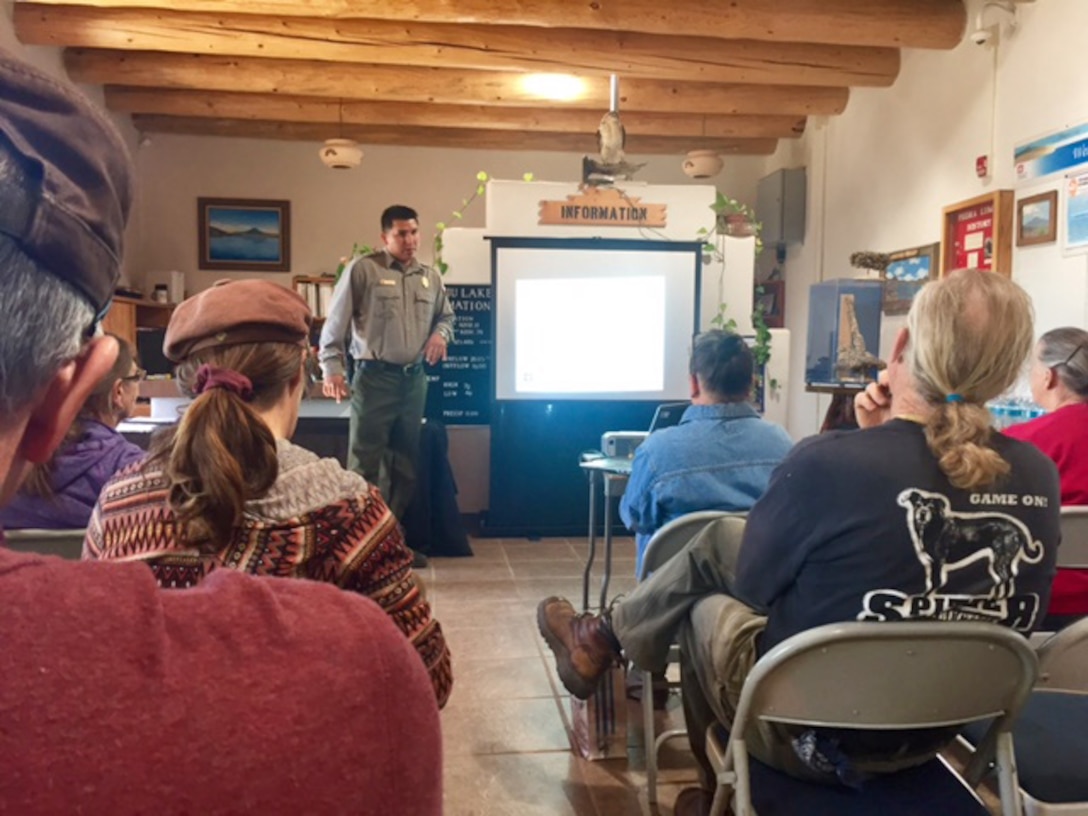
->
<box><xmin>736</xmin><ymin>418</ymin><xmax>1060</xmax><ymax>656</ymax></box>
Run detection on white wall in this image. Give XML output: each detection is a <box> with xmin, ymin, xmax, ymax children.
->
<box><xmin>763</xmin><ymin>0</ymin><xmax>1088</xmax><ymax>440</ymax></box>
<box><xmin>132</xmin><ymin>136</ymin><xmax>763</xmax><ymax>297</ymax></box>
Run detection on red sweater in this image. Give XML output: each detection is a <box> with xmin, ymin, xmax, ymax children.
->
<box><xmin>1006</xmin><ymin>403</ymin><xmax>1088</xmax><ymax>616</ymax></box>
<box><xmin>0</xmin><ymin>546</ymin><xmax>442</xmax><ymax>815</ymax></box>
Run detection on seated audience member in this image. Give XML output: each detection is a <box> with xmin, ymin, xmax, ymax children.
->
<box><xmin>0</xmin><ymin>334</ymin><xmax>143</xmax><ymax>529</ymax></box>
<box><xmin>819</xmin><ymin>391</ymin><xmax>860</xmax><ymax>433</ymax></box>
<box><xmin>620</xmin><ymin>330</ymin><xmax>793</xmax><ymax>575</ymax></box>
<box><xmin>1006</xmin><ymin>326</ymin><xmax>1088</xmax><ymax>628</ymax></box>
<box><xmin>84</xmin><ymin>279</ymin><xmax>452</xmax><ymax>707</ymax></box>
<box><xmin>538</xmin><ymin>270</ymin><xmax>1059</xmax><ymax>816</ymax></box>
<box><xmin>0</xmin><ymin>49</ymin><xmax>442</xmax><ymax>815</ymax></box>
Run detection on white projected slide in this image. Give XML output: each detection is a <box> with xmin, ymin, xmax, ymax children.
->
<box><xmin>516</xmin><ymin>277</ymin><xmax>665</xmax><ymax>393</ymax></box>
<box><xmin>493</xmin><ymin>242</ymin><xmax>700</xmax><ymax>401</ymax></box>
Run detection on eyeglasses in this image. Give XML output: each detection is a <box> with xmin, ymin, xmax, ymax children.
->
<box><xmin>122</xmin><ymin>368</ymin><xmax>147</xmax><ymax>382</ymax></box>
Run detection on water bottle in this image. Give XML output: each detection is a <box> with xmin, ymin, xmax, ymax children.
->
<box><xmin>987</xmin><ymin>400</ymin><xmax>1010</xmax><ymax>430</ymax></box>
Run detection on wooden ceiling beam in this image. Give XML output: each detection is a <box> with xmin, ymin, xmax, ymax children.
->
<box><xmin>19</xmin><ymin>0</ymin><xmax>967</xmax><ymax>49</ymax></box>
<box><xmin>130</xmin><ymin>114</ymin><xmax>779</xmax><ymax>154</ymax></box>
<box><xmin>14</xmin><ymin>5</ymin><xmax>899</xmax><ymax>87</ymax></box>
<box><xmin>67</xmin><ymin>50</ymin><xmax>849</xmax><ymax>117</ymax></box>
<box><xmin>105</xmin><ymin>88</ymin><xmax>807</xmax><ymax>140</ymax></box>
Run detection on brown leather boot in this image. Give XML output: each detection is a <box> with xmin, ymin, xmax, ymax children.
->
<box><xmin>536</xmin><ymin>596</ymin><xmax>621</xmax><ymax>700</ymax></box>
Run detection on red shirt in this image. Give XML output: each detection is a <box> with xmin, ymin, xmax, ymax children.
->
<box><xmin>0</xmin><ymin>546</ymin><xmax>442</xmax><ymax>815</ymax></box>
<box><xmin>1006</xmin><ymin>403</ymin><xmax>1088</xmax><ymax>616</ymax></box>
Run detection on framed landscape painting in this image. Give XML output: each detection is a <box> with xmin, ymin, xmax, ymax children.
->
<box><xmin>1016</xmin><ymin>190</ymin><xmax>1058</xmax><ymax>247</ymax></box>
<box><xmin>198</xmin><ymin>198</ymin><xmax>291</xmax><ymax>272</ymax></box>
<box><xmin>883</xmin><ymin>242</ymin><xmax>938</xmax><ymax>315</ymax></box>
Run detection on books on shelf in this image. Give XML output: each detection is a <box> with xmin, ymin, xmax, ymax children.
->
<box><xmin>291</xmin><ymin>276</ymin><xmax>336</xmax><ymax>321</ymax></box>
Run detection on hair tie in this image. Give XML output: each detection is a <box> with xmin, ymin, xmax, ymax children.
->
<box><xmin>194</xmin><ymin>364</ymin><xmax>253</xmax><ymax>401</ymax></box>
<box><xmin>945</xmin><ymin>393</ymin><xmax>964</xmax><ymax>403</ymax></box>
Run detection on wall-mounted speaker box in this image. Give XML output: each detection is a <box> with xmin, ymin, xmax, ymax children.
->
<box><xmin>756</xmin><ymin>168</ymin><xmax>807</xmax><ymax>246</ymax></box>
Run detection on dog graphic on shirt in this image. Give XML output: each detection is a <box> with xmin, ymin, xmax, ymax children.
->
<box><xmin>898</xmin><ymin>489</ymin><xmax>1045</xmax><ymax>599</ymax></box>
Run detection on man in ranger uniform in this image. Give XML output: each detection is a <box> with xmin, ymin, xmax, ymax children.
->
<box><xmin>320</xmin><ymin>205</ymin><xmax>454</xmax><ymax>566</ymax></box>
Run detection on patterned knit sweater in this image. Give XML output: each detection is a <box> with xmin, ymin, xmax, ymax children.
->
<box><xmin>85</xmin><ymin>439</ymin><xmax>452</xmax><ymax>708</ymax></box>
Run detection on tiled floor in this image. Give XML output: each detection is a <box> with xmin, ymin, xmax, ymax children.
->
<box><xmin>423</xmin><ymin>536</ymin><xmax>1007</xmax><ymax>816</ymax></box>
<box><xmin>423</xmin><ymin>535</ymin><xmax>701</xmax><ymax>816</ymax></box>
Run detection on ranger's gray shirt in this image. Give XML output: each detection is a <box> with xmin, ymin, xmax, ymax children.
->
<box><xmin>319</xmin><ymin>250</ymin><xmax>454</xmax><ymax>378</ymax></box>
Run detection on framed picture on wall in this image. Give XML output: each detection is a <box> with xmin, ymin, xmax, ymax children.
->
<box><xmin>1016</xmin><ymin>190</ymin><xmax>1058</xmax><ymax>246</ymax></box>
<box><xmin>198</xmin><ymin>198</ymin><xmax>291</xmax><ymax>272</ymax></box>
<box><xmin>882</xmin><ymin>242</ymin><xmax>938</xmax><ymax>315</ymax></box>
<box><xmin>754</xmin><ymin>280</ymin><xmax>785</xmax><ymax>329</ymax></box>
<box><xmin>940</xmin><ymin>190</ymin><xmax>1013</xmax><ymax>276</ymax></box>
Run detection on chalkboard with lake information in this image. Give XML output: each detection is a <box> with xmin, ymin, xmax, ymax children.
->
<box><xmin>424</xmin><ymin>284</ymin><xmax>492</xmax><ymax>425</ymax></box>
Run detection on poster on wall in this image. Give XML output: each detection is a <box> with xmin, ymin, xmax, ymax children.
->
<box><xmin>424</xmin><ymin>285</ymin><xmax>492</xmax><ymax>425</ymax></box>
<box><xmin>1015</xmin><ymin>123</ymin><xmax>1088</xmax><ymax>183</ymax></box>
<box><xmin>1062</xmin><ymin>171</ymin><xmax>1088</xmax><ymax>255</ymax></box>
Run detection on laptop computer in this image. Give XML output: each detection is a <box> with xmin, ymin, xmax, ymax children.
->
<box><xmin>648</xmin><ymin>401</ymin><xmax>689</xmax><ymax>433</ymax></box>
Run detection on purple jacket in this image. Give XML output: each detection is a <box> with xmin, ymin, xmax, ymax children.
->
<box><xmin>0</xmin><ymin>420</ymin><xmax>145</xmax><ymax>530</ymax></box>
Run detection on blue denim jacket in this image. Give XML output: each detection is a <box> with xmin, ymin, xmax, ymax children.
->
<box><xmin>619</xmin><ymin>403</ymin><xmax>793</xmax><ymax>574</ymax></box>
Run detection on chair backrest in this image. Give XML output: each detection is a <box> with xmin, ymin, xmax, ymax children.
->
<box><xmin>1036</xmin><ymin>616</ymin><xmax>1088</xmax><ymax>691</ymax></box>
<box><xmin>734</xmin><ymin>621</ymin><xmax>1038</xmax><ymax>735</ymax></box>
<box><xmin>638</xmin><ymin>510</ymin><xmax>740</xmax><ymax>580</ymax></box>
<box><xmin>1059</xmin><ymin>506</ymin><xmax>1088</xmax><ymax>568</ymax></box>
<box><xmin>3</xmin><ymin>528</ymin><xmax>87</xmax><ymax>560</ymax></box>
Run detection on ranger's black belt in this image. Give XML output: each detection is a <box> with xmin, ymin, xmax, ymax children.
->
<box><xmin>359</xmin><ymin>358</ymin><xmax>423</xmax><ymax>375</ymax></box>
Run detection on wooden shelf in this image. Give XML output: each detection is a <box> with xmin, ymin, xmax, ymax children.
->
<box><xmin>293</xmin><ymin>275</ymin><xmax>336</xmax><ymax>321</ymax></box>
<box><xmin>102</xmin><ymin>295</ymin><xmax>175</xmax><ymax>349</ymax></box>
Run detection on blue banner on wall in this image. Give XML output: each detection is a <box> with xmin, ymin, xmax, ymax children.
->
<box><xmin>1015</xmin><ymin>123</ymin><xmax>1088</xmax><ymax>182</ymax></box>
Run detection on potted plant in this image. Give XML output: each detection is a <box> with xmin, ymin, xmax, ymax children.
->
<box><xmin>711</xmin><ymin>191</ymin><xmax>759</xmax><ymax>239</ymax></box>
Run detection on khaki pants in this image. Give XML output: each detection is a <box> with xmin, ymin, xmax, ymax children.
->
<box><xmin>610</xmin><ymin>516</ymin><xmax>934</xmax><ymax>789</ymax></box>
<box><xmin>609</xmin><ymin>517</ymin><xmax>764</xmax><ymax>786</ymax></box>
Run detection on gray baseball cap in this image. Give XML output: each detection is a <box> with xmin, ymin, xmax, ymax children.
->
<box><xmin>0</xmin><ymin>49</ymin><xmax>133</xmax><ymax>316</ymax></box>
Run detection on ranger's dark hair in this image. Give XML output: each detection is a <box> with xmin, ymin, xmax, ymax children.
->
<box><xmin>381</xmin><ymin>205</ymin><xmax>419</xmax><ymax>232</ymax></box>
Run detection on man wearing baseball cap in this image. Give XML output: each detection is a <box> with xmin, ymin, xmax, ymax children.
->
<box><xmin>0</xmin><ymin>49</ymin><xmax>442</xmax><ymax>814</ymax></box>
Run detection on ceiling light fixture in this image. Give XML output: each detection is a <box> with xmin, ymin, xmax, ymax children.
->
<box><xmin>520</xmin><ymin>73</ymin><xmax>586</xmax><ymax>102</ymax></box>
<box><xmin>682</xmin><ymin>150</ymin><xmax>723</xmax><ymax>179</ymax></box>
<box><xmin>320</xmin><ymin>99</ymin><xmax>363</xmax><ymax>169</ymax></box>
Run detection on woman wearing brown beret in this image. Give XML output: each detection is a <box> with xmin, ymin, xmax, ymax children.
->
<box><xmin>83</xmin><ymin>279</ymin><xmax>451</xmax><ymax>708</ymax></box>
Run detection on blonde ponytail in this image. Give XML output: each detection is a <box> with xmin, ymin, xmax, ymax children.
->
<box><xmin>906</xmin><ymin>270</ymin><xmax>1034</xmax><ymax>490</ymax></box>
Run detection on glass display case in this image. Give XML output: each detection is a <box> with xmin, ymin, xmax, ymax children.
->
<box><xmin>805</xmin><ymin>278</ymin><xmax>884</xmax><ymax>390</ymax></box>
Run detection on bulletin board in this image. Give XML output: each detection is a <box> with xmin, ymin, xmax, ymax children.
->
<box><xmin>940</xmin><ymin>190</ymin><xmax>1013</xmax><ymax>277</ymax></box>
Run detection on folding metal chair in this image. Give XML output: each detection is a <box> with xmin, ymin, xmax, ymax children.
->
<box><xmin>974</xmin><ymin>618</ymin><xmax>1088</xmax><ymax>815</ymax></box>
<box><xmin>706</xmin><ymin>621</ymin><xmax>1038</xmax><ymax>816</ymax></box>
<box><xmin>1030</xmin><ymin>506</ymin><xmax>1088</xmax><ymax>646</ymax></box>
<box><xmin>637</xmin><ymin>510</ymin><xmax>740</xmax><ymax>804</ymax></box>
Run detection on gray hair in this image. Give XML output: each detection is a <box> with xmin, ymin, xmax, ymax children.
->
<box><xmin>0</xmin><ymin>235</ymin><xmax>93</xmax><ymax>416</ymax></box>
<box><xmin>906</xmin><ymin>270</ymin><xmax>1034</xmax><ymax>490</ymax></box>
<box><xmin>1038</xmin><ymin>327</ymin><xmax>1088</xmax><ymax>399</ymax></box>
